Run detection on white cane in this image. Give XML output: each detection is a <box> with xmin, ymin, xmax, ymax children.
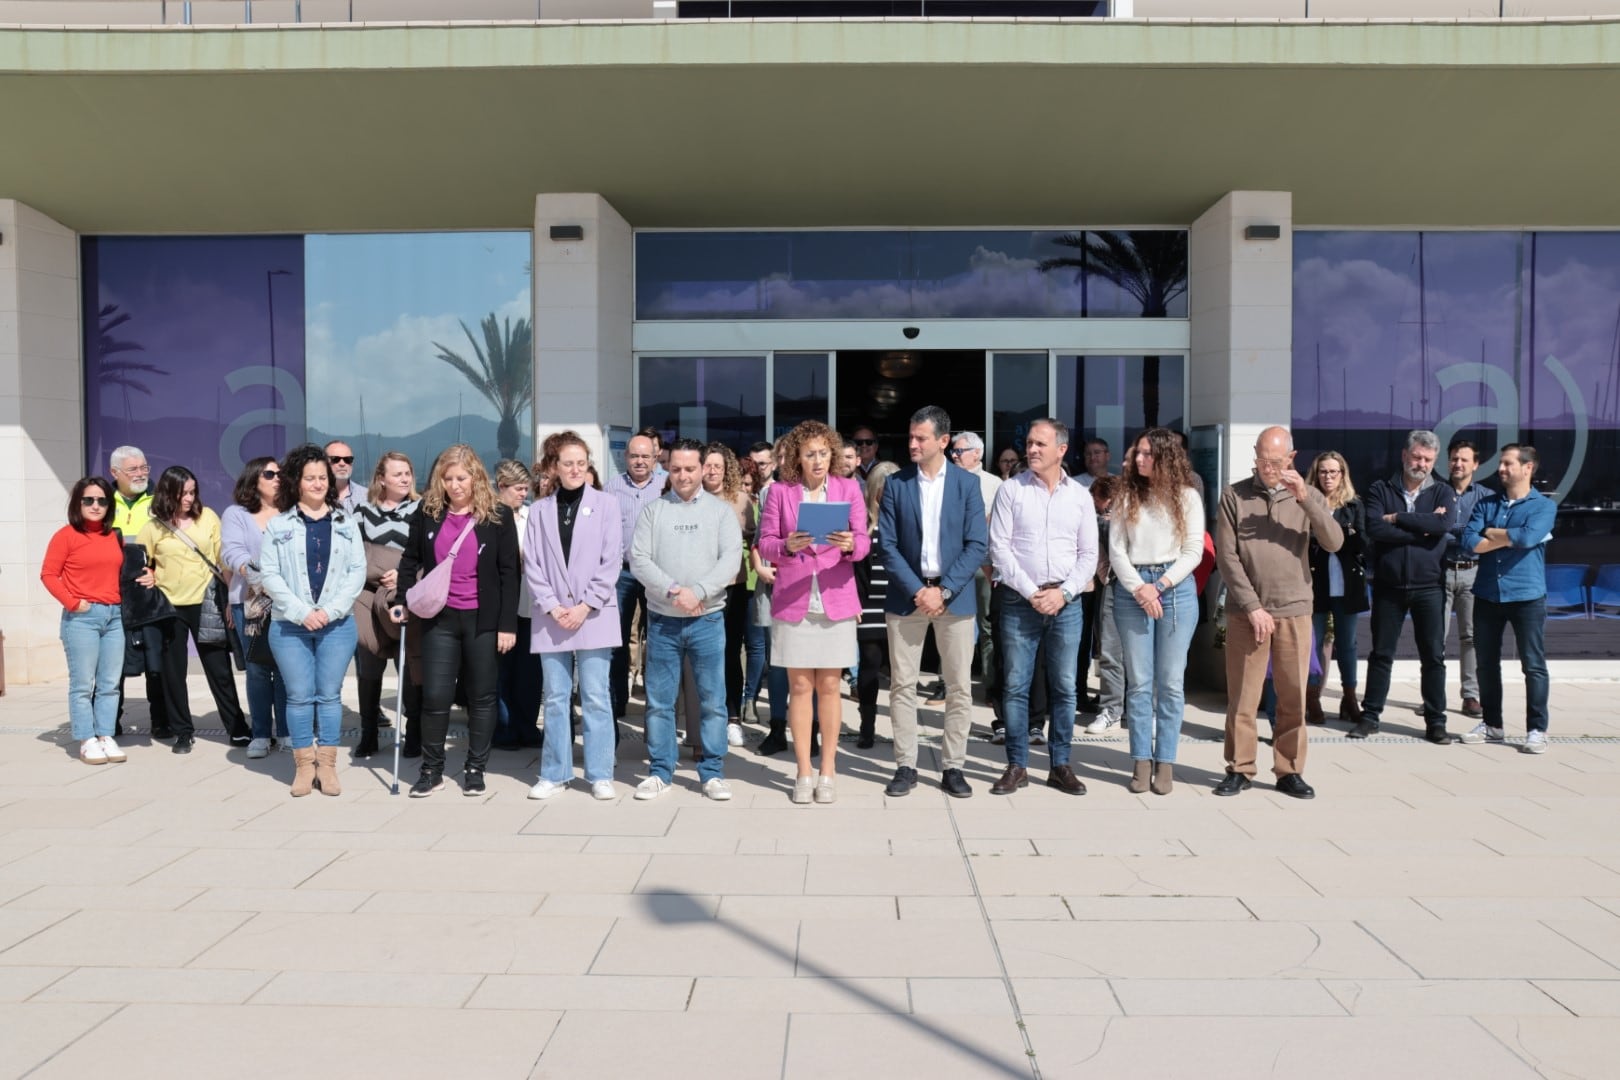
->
<box><xmin>391</xmin><ymin>619</ymin><xmax>406</xmax><ymax>796</ymax></box>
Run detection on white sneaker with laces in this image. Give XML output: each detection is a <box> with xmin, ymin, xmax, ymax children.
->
<box><xmin>634</xmin><ymin>776</ymin><xmax>670</xmax><ymax>801</ymax></box>
<box><xmin>1460</xmin><ymin>722</ymin><xmax>1504</xmax><ymax>744</ymax></box>
<box><xmin>99</xmin><ymin>736</ymin><xmax>127</xmax><ymax>762</ymax></box>
<box><xmin>1030</xmin><ymin>728</ymin><xmax>1046</xmax><ymax>746</ymax></box>
<box><xmin>990</xmin><ymin>727</ymin><xmax>1006</xmax><ymax>745</ymax></box>
<box><xmin>727</xmin><ymin>723</ymin><xmax>745</xmax><ymax>747</ymax></box>
<box><xmin>1521</xmin><ymin>730</ymin><xmax>1548</xmax><ymax>754</ymax></box>
<box><xmin>80</xmin><ymin>738</ymin><xmax>107</xmax><ymax>765</ymax></box>
<box><xmin>246</xmin><ymin>738</ymin><xmax>270</xmax><ymax>759</ymax></box>
<box><xmin>1084</xmin><ymin>711</ymin><xmax>1120</xmax><ymax>735</ymax></box>
<box><xmin>703</xmin><ymin>778</ymin><xmax>733</xmax><ymax>801</ymax></box>
<box><xmin>528</xmin><ymin>778</ymin><xmax>564</xmax><ymax>800</ymax></box>
<box><xmin>591</xmin><ymin>779</ymin><xmax>617</xmax><ymax>801</ymax></box>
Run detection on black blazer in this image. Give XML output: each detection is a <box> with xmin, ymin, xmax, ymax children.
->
<box><xmin>395</xmin><ymin>504</ymin><xmax>520</xmax><ymax>635</ymax></box>
<box><xmin>1310</xmin><ymin>498</ymin><xmax>1369</xmax><ymax>614</ymax></box>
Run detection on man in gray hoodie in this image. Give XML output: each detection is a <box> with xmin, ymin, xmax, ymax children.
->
<box><xmin>629</xmin><ymin>438</ymin><xmax>744</xmax><ymax>801</ymax></box>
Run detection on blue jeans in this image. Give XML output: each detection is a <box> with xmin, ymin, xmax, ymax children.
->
<box><xmin>233</xmin><ymin>603</ymin><xmax>288</xmax><ymax>740</ymax></box>
<box><xmin>61</xmin><ymin>603</ymin><xmax>124</xmax><ymax>741</ymax></box>
<box><xmin>645</xmin><ymin>611</ymin><xmax>728</xmax><ymax>783</ymax></box>
<box><xmin>269</xmin><ymin>615</ymin><xmax>358</xmax><ymax>749</ymax></box>
<box><xmin>1475</xmin><ymin>595</ymin><xmax>1549</xmax><ymax>733</ymax></box>
<box><xmin>999</xmin><ymin>589</ymin><xmax>1083</xmax><ymax>768</ymax></box>
<box><xmin>611</xmin><ymin>568</ymin><xmax>646</xmax><ymax>719</ymax></box>
<box><xmin>540</xmin><ymin>648</ymin><xmax>615</xmax><ymax>783</ymax></box>
<box><xmin>1113</xmin><ymin>569</ymin><xmax>1199</xmax><ymax>764</ymax></box>
<box><xmin>1311</xmin><ymin>598</ymin><xmax>1361</xmax><ymax>691</ymax></box>
<box><xmin>497</xmin><ymin>615</ymin><xmax>543</xmax><ymax>744</ymax></box>
<box><xmin>743</xmin><ymin>608</ymin><xmax>768</xmax><ymax>708</ymax></box>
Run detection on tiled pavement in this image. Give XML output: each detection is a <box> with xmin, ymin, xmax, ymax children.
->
<box><xmin>2</xmin><ymin>671</ymin><xmax>1619</xmax><ymax>1079</ymax></box>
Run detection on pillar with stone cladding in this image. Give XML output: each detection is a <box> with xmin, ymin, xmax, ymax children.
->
<box><xmin>0</xmin><ymin>200</ymin><xmax>84</xmax><ymax>685</ymax></box>
<box><xmin>531</xmin><ymin>194</ymin><xmax>634</xmax><ymax>472</ymax></box>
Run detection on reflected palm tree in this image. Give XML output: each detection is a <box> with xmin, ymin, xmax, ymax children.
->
<box><xmin>1038</xmin><ymin>232</ymin><xmax>1189</xmax><ymax>428</ymax></box>
<box><xmin>94</xmin><ymin>303</ymin><xmax>168</xmax><ymax>423</ymax></box>
<box><xmin>433</xmin><ymin>314</ymin><xmax>533</xmax><ymax>460</ymax></box>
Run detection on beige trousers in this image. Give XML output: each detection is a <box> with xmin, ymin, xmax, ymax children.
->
<box><xmin>886</xmin><ymin>612</ymin><xmax>976</xmax><ymax>771</ymax></box>
<box><xmin>1224</xmin><ymin>611</ymin><xmax>1311</xmax><ymax>778</ymax></box>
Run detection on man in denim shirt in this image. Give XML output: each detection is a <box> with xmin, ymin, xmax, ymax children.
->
<box><xmin>1458</xmin><ymin>445</ymin><xmax>1558</xmax><ymax>754</ymax></box>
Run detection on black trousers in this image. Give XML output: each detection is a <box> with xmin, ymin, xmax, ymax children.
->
<box><xmin>157</xmin><ymin>603</ymin><xmax>246</xmax><ymax>740</ymax></box>
<box><xmin>722</xmin><ymin>583</ymin><xmax>749</xmax><ymax>720</ymax></box>
<box><xmin>1362</xmin><ymin>583</ymin><xmax>1447</xmax><ymax>723</ymax></box>
<box><xmin>116</xmin><ymin>669</ymin><xmax>166</xmax><ymax>727</ymax></box>
<box><xmin>418</xmin><ymin>607</ymin><xmax>499</xmax><ymax>773</ymax></box>
<box><xmin>356</xmin><ymin>645</ymin><xmax>422</xmax><ymax>734</ymax></box>
<box><xmin>1076</xmin><ymin>586</ymin><xmax>1102</xmax><ymax>701</ymax></box>
<box><xmin>857</xmin><ymin>635</ymin><xmax>889</xmax><ymax>730</ymax></box>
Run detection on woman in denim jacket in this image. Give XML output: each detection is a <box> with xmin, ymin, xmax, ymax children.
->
<box><xmin>260</xmin><ymin>444</ymin><xmax>368</xmax><ymax>797</ymax></box>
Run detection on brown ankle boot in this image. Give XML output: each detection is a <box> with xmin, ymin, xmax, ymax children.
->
<box><xmin>1151</xmin><ymin>761</ymin><xmax>1174</xmax><ymax>795</ymax></box>
<box><xmin>290</xmin><ymin>747</ymin><xmax>317</xmax><ymax>797</ymax></box>
<box><xmin>313</xmin><ymin>746</ymin><xmax>341</xmax><ymax>796</ymax></box>
<box><xmin>1129</xmin><ymin>759</ymin><xmax>1151</xmax><ymax>794</ymax></box>
<box><xmin>1306</xmin><ymin>685</ymin><xmax>1326</xmax><ymax>725</ymax></box>
<box><xmin>1339</xmin><ymin>688</ymin><xmax>1363</xmax><ymax>725</ymax></box>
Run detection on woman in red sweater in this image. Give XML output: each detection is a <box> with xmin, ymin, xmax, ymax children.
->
<box><xmin>41</xmin><ymin>477</ymin><xmax>127</xmax><ymax>764</ymax></box>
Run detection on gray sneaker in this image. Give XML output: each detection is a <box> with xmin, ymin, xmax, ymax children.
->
<box><xmin>1521</xmin><ymin>730</ymin><xmax>1548</xmax><ymax>755</ymax></box>
<box><xmin>1460</xmin><ymin>722</ymin><xmax>1504</xmax><ymax>745</ymax></box>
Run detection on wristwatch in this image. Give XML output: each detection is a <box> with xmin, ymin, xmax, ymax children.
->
<box><xmin>939</xmin><ymin>587</ymin><xmax>954</xmax><ymax>603</ymax></box>
<box><xmin>1060</xmin><ymin>588</ymin><xmax>1076</xmax><ymax>604</ymax></box>
<box><xmin>1154</xmin><ymin>578</ymin><xmax>1169</xmax><ymax>593</ymax></box>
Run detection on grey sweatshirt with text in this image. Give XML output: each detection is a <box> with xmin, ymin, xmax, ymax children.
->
<box><xmin>629</xmin><ymin>489</ymin><xmax>744</xmax><ymax>617</ymax></box>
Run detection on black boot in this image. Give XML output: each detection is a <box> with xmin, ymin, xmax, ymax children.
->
<box><xmin>756</xmin><ymin>717</ymin><xmax>788</xmax><ymax>756</ymax></box>
<box><xmin>857</xmin><ymin>715</ymin><xmax>875</xmax><ymax>750</ymax></box>
<box><xmin>354</xmin><ymin>719</ymin><xmax>379</xmax><ymax>759</ymax></box>
<box><xmin>401</xmin><ymin>709</ymin><xmax>422</xmax><ymax>759</ymax></box>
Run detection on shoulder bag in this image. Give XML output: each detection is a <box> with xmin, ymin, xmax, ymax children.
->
<box><xmin>156</xmin><ymin>519</ymin><xmax>235</xmax><ymax>655</ymax></box>
<box><xmin>406</xmin><ymin>515</ymin><xmax>477</xmax><ymax>619</ymax></box>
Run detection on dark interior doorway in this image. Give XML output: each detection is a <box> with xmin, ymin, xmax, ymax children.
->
<box><xmin>834</xmin><ymin>350</ymin><xmax>984</xmax><ymax>463</ymax></box>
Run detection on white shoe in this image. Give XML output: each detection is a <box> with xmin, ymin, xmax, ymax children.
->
<box><xmin>814</xmin><ymin>776</ymin><xmax>837</xmax><ymax>804</ymax></box>
<box><xmin>990</xmin><ymin>727</ymin><xmax>1006</xmax><ymax>745</ymax></box>
<box><xmin>727</xmin><ymin>723</ymin><xmax>745</xmax><ymax>747</ymax></box>
<box><xmin>1460</xmin><ymin>722</ymin><xmax>1504</xmax><ymax>745</ymax></box>
<box><xmin>790</xmin><ymin>775</ymin><xmax>814</xmax><ymax>805</ymax></box>
<box><xmin>1084</xmin><ymin>711</ymin><xmax>1120</xmax><ymax>735</ymax></box>
<box><xmin>99</xmin><ymin>736</ymin><xmax>127</xmax><ymax>762</ymax></box>
<box><xmin>1030</xmin><ymin>728</ymin><xmax>1046</xmax><ymax>746</ymax></box>
<box><xmin>528</xmin><ymin>778</ymin><xmax>564</xmax><ymax>800</ymax></box>
<box><xmin>634</xmin><ymin>776</ymin><xmax>670</xmax><ymax>801</ymax></box>
<box><xmin>1521</xmin><ymin>730</ymin><xmax>1548</xmax><ymax>755</ymax></box>
<box><xmin>591</xmin><ymin>780</ymin><xmax>617</xmax><ymax>801</ymax></box>
<box><xmin>703</xmin><ymin>778</ymin><xmax>733</xmax><ymax>801</ymax></box>
<box><xmin>79</xmin><ymin>738</ymin><xmax>107</xmax><ymax>765</ymax></box>
<box><xmin>245</xmin><ymin>738</ymin><xmax>270</xmax><ymax>759</ymax></box>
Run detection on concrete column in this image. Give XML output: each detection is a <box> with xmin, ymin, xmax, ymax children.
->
<box><xmin>0</xmin><ymin>201</ymin><xmax>83</xmax><ymax>685</ymax></box>
<box><xmin>1188</xmin><ymin>191</ymin><xmax>1294</xmax><ymax>483</ymax></box>
<box><xmin>531</xmin><ymin>194</ymin><xmax>633</xmax><ymax>470</ymax></box>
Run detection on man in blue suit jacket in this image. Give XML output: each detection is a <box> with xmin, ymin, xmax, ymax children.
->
<box><xmin>878</xmin><ymin>405</ymin><xmax>989</xmax><ymax>798</ymax></box>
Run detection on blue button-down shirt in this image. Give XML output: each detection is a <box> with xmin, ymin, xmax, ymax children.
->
<box><xmin>1445</xmin><ymin>480</ymin><xmax>1489</xmax><ymax>561</ymax></box>
<box><xmin>1461</xmin><ymin>488</ymin><xmax>1557</xmax><ymax>603</ymax></box>
<box><xmin>604</xmin><ymin>467</ymin><xmax>667</xmax><ymax>567</ymax></box>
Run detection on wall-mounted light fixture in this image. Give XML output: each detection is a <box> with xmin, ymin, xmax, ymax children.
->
<box><xmin>1244</xmin><ymin>225</ymin><xmax>1282</xmax><ymax>241</ymax></box>
<box><xmin>549</xmin><ymin>225</ymin><xmax>585</xmax><ymax>242</ymax></box>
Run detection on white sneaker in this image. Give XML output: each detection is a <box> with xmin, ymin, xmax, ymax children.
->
<box><xmin>727</xmin><ymin>723</ymin><xmax>745</xmax><ymax>747</ymax></box>
<box><xmin>591</xmin><ymin>780</ymin><xmax>617</xmax><ymax>801</ymax></box>
<box><xmin>99</xmin><ymin>736</ymin><xmax>127</xmax><ymax>762</ymax></box>
<box><xmin>814</xmin><ymin>776</ymin><xmax>837</xmax><ymax>804</ymax></box>
<box><xmin>990</xmin><ymin>727</ymin><xmax>1006</xmax><ymax>745</ymax></box>
<box><xmin>1084</xmin><ymin>711</ymin><xmax>1120</xmax><ymax>735</ymax></box>
<box><xmin>1521</xmin><ymin>730</ymin><xmax>1548</xmax><ymax>755</ymax></box>
<box><xmin>634</xmin><ymin>776</ymin><xmax>670</xmax><ymax>801</ymax></box>
<box><xmin>79</xmin><ymin>738</ymin><xmax>107</xmax><ymax>765</ymax></box>
<box><xmin>245</xmin><ymin>738</ymin><xmax>270</xmax><ymax>759</ymax></box>
<box><xmin>703</xmin><ymin>778</ymin><xmax>733</xmax><ymax>801</ymax></box>
<box><xmin>528</xmin><ymin>778</ymin><xmax>564</xmax><ymax>800</ymax></box>
<box><xmin>1460</xmin><ymin>722</ymin><xmax>1504</xmax><ymax>745</ymax></box>
<box><xmin>1030</xmin><ymin>728</ymin><xmax>1046</xmax><ymax>746</ymax></box>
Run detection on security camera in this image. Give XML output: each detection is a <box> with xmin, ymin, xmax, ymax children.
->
<box><xmin>902</xmin><ymin>326</ymin><xmax>920</xmax><ymax>340</ymax></box>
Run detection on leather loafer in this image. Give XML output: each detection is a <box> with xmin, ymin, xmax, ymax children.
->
<box><xmin>1212</xmin><ymin>772</ymin><xmax>1251</xmax><ymax>797</ymax></box>
<box><xmin>171</xmin><ymin>737</ymin><xmax>193</xmax><ymax>755</ymax></box>
<box><xmin>1276</xmin><ymin>773</ymin><xmax>1316</xmax><ymax>799</ymax></box>
<box><xmin>1461</xmin><ymin>698</ymin><xmax>1483</xmax><ymax>718</ymax></box>
<box><xmin>1425</xmin><ymin>726</ymin><xmax>1456</xmax><ymax>745</ymax></box>
<box><xmin>884</xmin><ymin>766</ymin><xmax>918</xmax><ymax>798</ymax></box>
<box><xmin>1046</xmin><ymin>764</ymin><xmax>1086</xmax><ymax>796</ymax></box>
<box><xmin>940</xmin><ymin>768</ymin><xmax>972</xmax><ymax>798</ymax></box>
<box><xmin>1345</xmin><ymin>719</ymin><xmax>1380</xmax><ymax>739</ymax></box>
<box><xmin>989</xmin><ymin>765</ymin><xmax>1028</xmax><ymax>795</ymax></box>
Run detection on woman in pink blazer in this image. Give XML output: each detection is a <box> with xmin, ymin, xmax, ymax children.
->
<box><xmin>523</xmin><ymin>432</ymin><xmax>623</xmax><ymax>801</ymax></box>
<box><xmin>756</xmin><ymin>420</ymin><xmax>871</xmax><ymax>805</ymax></box>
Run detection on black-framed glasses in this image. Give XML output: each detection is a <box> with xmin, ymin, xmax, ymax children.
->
<box><xmin>80</xmin><ymin>496</ymin><xmax>110</xmax><ymax>507</ymax></box>
<box><xmin>261</xmin><ymin>468</ymin><xmax>280</xmax><ymax>480</ymax></box>
<box><xmin>328</xmin><ymin>455</ymin><xmax>354</xmax><ymax>465</ymax></box>
<box><xmin>852</xmin><ymin>438</ymin><xmax>877</xmax><ymax>447</ymax></box>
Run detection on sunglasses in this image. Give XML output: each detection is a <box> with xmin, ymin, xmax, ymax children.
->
<box><xmin>328</xmin><ymin>455</ymin><xmax>354</xmax><ymax>465</ymax></box>
<box><xmin>852</xmin><ymin>438</ymin><xmax>877</xmax><ymax>447</ymax></box>
<box><xmin>261</xmin><ymin>468</ymin><xmax>280</xmax><ymax>480</ymax></box>
<box><xmin>80</xmin><ymin>495</ymin><xmax>110</xmax><ymax>507</ymax></box>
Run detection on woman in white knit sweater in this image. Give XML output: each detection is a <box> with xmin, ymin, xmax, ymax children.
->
<box><xmin>1109</xmin><ymin>427</ymin><xmax>1206</xmax><ymax>796</ymax></box>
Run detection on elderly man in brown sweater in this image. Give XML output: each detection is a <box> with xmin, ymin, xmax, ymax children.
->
<box><xmin>1214</xmin><ymin>426</ymin><xmax>1345</xmax><ymax>799</ymax></box>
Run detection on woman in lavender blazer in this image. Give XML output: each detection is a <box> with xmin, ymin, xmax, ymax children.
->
<box><xmin>522</xmin><ymin>431</ymin><xmax>623</xmax><ymax>801</ymax></box>
<box><xmin>756</xmin><ymin>420</ymin><xmax>871</xmax><ymax>805</ymax></box>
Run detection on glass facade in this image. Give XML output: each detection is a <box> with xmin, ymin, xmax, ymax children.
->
<box><xmin>635</xmin><ymin>230</ymin><xmax>1188</xmax><ymax>321</ymax></box>
<box><xmin>772</xmin><ymin>353</ymin><xmax>830</xmax><ymax>440</ymax></box>
<box><xmin>83</xmin><ymin>231</ymin><xmax>532</xmax><ymax>509</ymax></box>
<box><xmin>1055</xmin><ymin>354</ymin><xmax>1187</xmax><ymax>471</ymax></box>
<box><xmin>637</xmin><ymin>355</ymin><xmax>767</xmax><ymax>452</ymax></box>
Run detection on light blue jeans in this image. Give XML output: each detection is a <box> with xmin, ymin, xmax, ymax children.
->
<box><xmin>232</xmin><ymin>602</ymin><xmax>288</xmax><ymax>741</ymax></box>
<box><xmin>61</xmin><ymin>603</ymin><xmax>124</xmax><ymax>741</ymax></box>
<box><xmin>645</xmin><ymin>611</ymin><xmax>728</xmax><ymax>783</ymax></box>
<box><xmin>269</xmin><ymin>616</ymin><xmax>358</xmax><ymax>749</ymax></box>
<box><xmin>540</xmin><ymin>648</ymin><xmax>615</xmax><ymax>784</ymax></box>
<box><xmin>999</xmin><ymin>589</ymin><xmax>1083</xmax><ymax>769</ymax></box>
<box><xmin>1113</xmin><ymin>566</ymin><xmax>1199</xmax><ymax>764</ymax></box>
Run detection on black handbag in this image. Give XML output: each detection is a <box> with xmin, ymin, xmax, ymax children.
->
<box><xmin>155</xmin><ymin>520</ymin><xmax>233</xmax><ymax>649</ymax></box>
<box><xmin>242</xmin><ymin>581</ymin><xmax>277</xmax><ymax>670</ymax></box>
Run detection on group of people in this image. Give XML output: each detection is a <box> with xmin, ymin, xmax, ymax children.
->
<box><xmin>41</xmin><ymin>411</ymin><xmax>1556</xmax><ymax>802</ymax></box>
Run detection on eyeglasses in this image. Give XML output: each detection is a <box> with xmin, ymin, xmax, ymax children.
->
<box><xmin>1256</xmin><ymin>456</ymin><xmax>1292</xmax><ymax>469</ymax></box>
<box><xmin>328</xmin><ymin>455</ymin><xmax>354</xmax><ymax>465</ymax></box>
<box><xmin>261</xmin><ymin>469</ymin><xmax>280</xmax><ymax>480</ymax></box>
<box><xmin>852</xmin><ymin>439</ymin><xmax>877</xmax><ymax>447</ymax></box>
<box><xmin>80</xmin><ymin>496</ymin><xmax>109</xmax><ymax>507</ymax></box>
<box><xmin>117</xmin><ymin>465</ymin><xmax>150</xmax><ymax>475</ymax></box>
